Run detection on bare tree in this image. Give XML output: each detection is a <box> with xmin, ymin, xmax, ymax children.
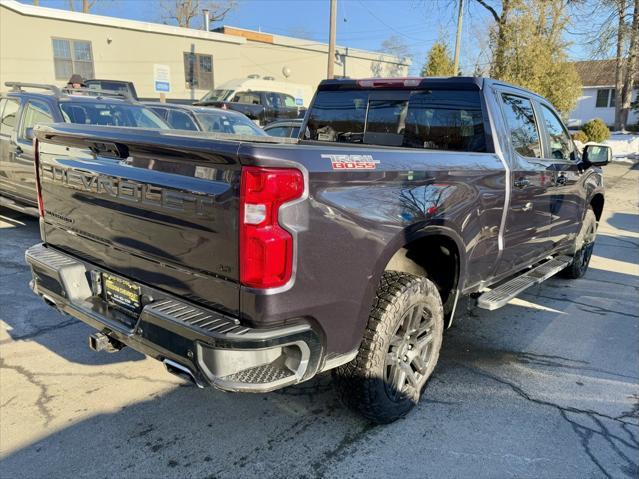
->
<box><xmin>574</xmin><ymin>0</ymin><xmax>638</xmax><ymax>130</ymax></box>
<box><xmin>614</xmin><ymin>0</ymin><xmax>627</xmax><ymax>128</ymax></box>
<box><xmin>374</xmin><ymin>36</ymin><xmax>412</xmax><ymax>77</ymax></box>
<box><xmin>620</xmin><ymin>0</ymin><xmax>638</xmax><ymax>129</ymax></box>
<box><xmin>473</xmin><ymin>0</ymin><xmax>515</xmax><ymax>78</ymax></box>
<box><xmin>161</xmin><ymin>0</ymin><xmax>237</xmax><ymax>29</ymax></box>
<box><xmin>67</xmin><ymin>0</ymin><xmax>98</xmax><ymax>13</ymax></box>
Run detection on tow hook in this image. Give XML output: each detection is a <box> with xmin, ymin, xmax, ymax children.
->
<box><xmin>89</xmin><ymin>331</ymin><xmax>125</xmax><ymax>353</ymax></box>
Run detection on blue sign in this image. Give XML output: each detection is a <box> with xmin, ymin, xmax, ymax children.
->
<box><xmin>155</xmin><ymin>81</ymin><xmax>170</xmax><ymax>93</ymax></box>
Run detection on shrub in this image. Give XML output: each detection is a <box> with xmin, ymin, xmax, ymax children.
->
<box><xmin>581</xmin><ymin>118</ymin><xmax>610</xmax><ymax>143</ymax></box>
<box><xmin>572</xmin><ymin>130</ymin><xmax>588</xmax><ymax>143</ymax></box>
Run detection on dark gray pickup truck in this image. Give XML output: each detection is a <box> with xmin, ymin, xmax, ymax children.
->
<box><xmin>25</xmin><ymin>77</ymin><xmax>611</xmax><ymax>423</ymax></box>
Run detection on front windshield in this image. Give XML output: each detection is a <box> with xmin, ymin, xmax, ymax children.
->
<box><xmin>199</xmin><ymin>89</ymin><xmax>234</xmax><ymax>102</ymax></box>
<box><xmin>60</xmin><ymin>102</ymin><xmax>169</xmax><ymax>128</ymax></box>
<box><xmin>194</xmin><ymin>110</ymin><xmax>266</xmax><ymax>136</ymax></box>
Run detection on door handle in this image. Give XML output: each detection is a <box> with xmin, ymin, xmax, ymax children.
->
<box><xmin>556</xmin><ymin>175</ymin><xmax>567</xmax><ymax>185</ymax></box>
<box><xmin>514</xmin><ymin>178</ymin><xmax>531</xmax><ymax>188</ymax></box>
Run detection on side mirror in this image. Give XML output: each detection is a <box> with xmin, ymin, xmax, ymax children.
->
<box><xmin>583</xmin><ymin>144</ymin><xmax>612</xmax><ymax>167</ymax></box>
<box><xmin>25</xmin><ymin>127</ymin><xmax>35</xmax><ymax>141</ymax></box>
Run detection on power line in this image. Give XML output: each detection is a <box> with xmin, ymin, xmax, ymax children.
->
<box><xmin>355</xmin><ymin>0</ymin><xmax>433</xmax><ymax>43</ymax></box>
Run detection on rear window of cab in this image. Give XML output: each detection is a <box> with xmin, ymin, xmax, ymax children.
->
<box><xmin>305</xmin><ymin>89</ymin><xmax>487</xmax><ymax>153</ymax></box>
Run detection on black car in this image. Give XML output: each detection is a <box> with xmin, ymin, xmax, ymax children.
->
<box><xmin>194</xmin><ymin>91</ymin><xmax>305</xmax><ymax>126</ymax></box>
<box><xmin>143</xmin><ymin>102</ymin><xmax>267</xmax><ymax>136</ymax></box>
<box><xmin>0</xmin><ymin>82</ymin><xmax>167</xmax><ymax>215</ymax></box>
<box><xmin>263</xmin><ymin>118</ymin><xmax>303</xmax><ymax>138</ymax></box>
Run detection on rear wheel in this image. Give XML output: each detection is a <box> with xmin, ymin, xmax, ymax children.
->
<box><xmin>334</xmin><ymin>271</ymin><xmax>444</xmax><ymax>423</ymax></box>
<box><xmin>560</xmin><ymin>208</ymin><xmax>597</xmax><ymax>279</ymax></box>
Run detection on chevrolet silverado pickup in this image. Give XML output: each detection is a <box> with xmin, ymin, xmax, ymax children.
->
<box><xmin>25</xmin><ymin>77</ymin><xmax>611</xmax><ymax>423</ymax></box>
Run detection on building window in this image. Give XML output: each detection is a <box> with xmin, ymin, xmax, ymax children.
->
<box><xmin>52</xmin><ymin>38</ymin><xmax>94</xmax><ymax>81</ymax></box>
<box><xmin>183</xmin><ymin>53</ymin><xmax>213</xmax><ymax>90</ymax></box>
<box><xmin>595</xmin><ymin>88</ymin><xmax>615</xmax><ymax>108</ymax></box>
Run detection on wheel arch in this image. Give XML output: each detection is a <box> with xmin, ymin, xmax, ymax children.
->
<box><xmin>352</xmin><ymin>225</ymin><xmax>467</xmax><ymax>342</ymax></box>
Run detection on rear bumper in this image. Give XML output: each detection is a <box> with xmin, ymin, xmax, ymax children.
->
<box><xmin>25</xmin><ymin>243</ymin><xmax>323</xmax><ymax>392</ymax></box>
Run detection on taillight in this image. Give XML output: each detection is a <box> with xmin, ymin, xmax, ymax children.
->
<box><xmin>33</xmin><ymin>137</ymin><xmax>44</xmax><ymax>217</ymax></box>
<box><xmin>240</xmin><ymin>166</ymin><xmax>304</xmax><ymax>289</ymax></box>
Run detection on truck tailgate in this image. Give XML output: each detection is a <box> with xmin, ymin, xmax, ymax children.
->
<box><xmin>35</xmin><ymin>125</ymin><xmax>242</xmax><ymax>314</ymax></box>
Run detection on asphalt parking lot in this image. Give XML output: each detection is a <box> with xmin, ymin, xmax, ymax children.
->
<box><xmin>1</xmin><ymin>162</ymin><xmax>637</xmax><ymax>479</ymax></box>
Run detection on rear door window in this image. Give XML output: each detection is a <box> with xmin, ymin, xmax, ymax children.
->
<box><xmin>500</xmin><ymin>94</ymin><xmax>542</xmax><ymax>158</ymax></box>
<box><xmin>60</xmin><ymin>103</ymin><xmax>168</xmax><ymax>128</ymax></box>
<box><xmin>149</xmin><ymin>107</ymin><xmax>169</xmax><ymax>121</ymax></box>
<box><xmin>0</xmin><ymin>98</ymin><xmax>20</xmax><ymax>136</ymax></box>
<box><xmin>19</xmin><ymin>100</ymin><xmax>54</xmax><ymax>139</ymax></box>
<box><xmin>265</xmin><ymin>125</ymin><xmax>291</xmax><ymax>137</ymax></box>
<box><xmin>232</xmin><ymin>92</ymin><xmax>261</xmax><ymax>105</ymax></box>
<box><xmin>167</xmin><ymin>109</ymin><xmax>198</xmax><ymax>130</ymax></box>
<box><xmin>264</xmin><ymin>92</ymin><xmax>282</xmax><ymax>108</ymax></box>
<box><xmin>306</xmin><ymin>90</ymin><xmax>368</xmax><ymax>143</ymax></box>
<box><xmin>283</xmin><ymin>94</ymin><xmax>297</xmax><ymax>107</ymax></box>
<box><xmin>306</xmin><ymin>89</ymin><xmax>487</xmax><ymax>152</ymax></box>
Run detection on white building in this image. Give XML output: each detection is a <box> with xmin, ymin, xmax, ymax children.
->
<box><xmin>0</xmin><ymin>0</ymin><xmax>409</xmax><ymax>101</ymax></box>
<box><xmin>568</xmin><ymin>60</ymin><xmax>638</xmax><ymax>128</ymax></box>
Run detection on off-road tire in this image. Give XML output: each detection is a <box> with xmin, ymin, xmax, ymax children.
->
<box><xmin>333</xmin><ymin>271</ymin><xmax>444</xmax><ymax>424</ymax></box>
<box><xmin>560</xmin><ymin>208</ymin><xmax>597</xmax><ymax>279</ymax></box>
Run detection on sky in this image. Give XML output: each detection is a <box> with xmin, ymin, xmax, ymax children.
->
<box><xmin>19</xmin><ymin>0</ymin><xmax>597</xmax><ymax>75</ymax></box>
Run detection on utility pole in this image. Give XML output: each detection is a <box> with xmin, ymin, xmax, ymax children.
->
<box><xmin>327</xmin><ymin>0</ymin><xmax>337</xmax><ymax>79</ymax></box>
<box><xmin>453</xmin><ymin>0</ymin><xmax>464</xmax><ymax>76</ymax></box>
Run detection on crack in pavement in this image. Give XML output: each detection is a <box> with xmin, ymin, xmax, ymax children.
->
<box><xmin>0</xmin><ymin>359</ymin><xmax>178</xmax><ymax>426</ymax></box>
<box><xmin>579</xmin><ymin>278</ymin><xmax>639</xmax><ymax>292</ymax></box>
<box><xmin>597</xmin><ymin>236</ymin><xmax>639</xmax><ymax>248</ymax></box>
<box><xmin>308</xmin><ymin>423</ymin><xmax>375</xmax><ymax>479</ymax></box>
<box><xmin>210</xmin><ymin>415</ymin><xmax>317</xmax><ymax>475</ymax></box>
<box><xmin>528</xmin><ymin>293</ymin><xmax>639</xmax><ymax>319</ymax></box>
<box><xmin>447</xmin><ymin>347</ymin><xmax>639</xmax><ymax>382</ymax></box>
<box><xmin>461</xmin><ymin>365</ymin><xmax>639</xmax><ymax>479</ymax></box>
<box><xmin>1</xmin><ymin>395</ymin><xmax>17</xmax><ymax>408</ymax></box>
<box><xmin>0</xmin><ymin>357</ymin><xmax>56</xmax><ymax>426</ymax></box>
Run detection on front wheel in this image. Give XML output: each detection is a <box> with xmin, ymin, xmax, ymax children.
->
<box><xmin>333</xmin><ymin>271</ymin><xmax>444</xmax><ymax>423</ymax></box>
<box><xmin>560</xmin><ymin>207</ymin><xmax>597</xmax><ymax>279</ymax></box>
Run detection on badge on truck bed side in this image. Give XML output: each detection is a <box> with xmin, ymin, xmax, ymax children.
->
<box><xmin>321</xmin><ymin>154</ymin><xmax>380</xmax><ymax>170</ymax></box>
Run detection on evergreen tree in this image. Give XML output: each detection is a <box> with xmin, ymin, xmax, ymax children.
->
<box><xmin>421</xmin><ymin>42</ymin><xmax>455</xmax><ymax>76</ymax></box>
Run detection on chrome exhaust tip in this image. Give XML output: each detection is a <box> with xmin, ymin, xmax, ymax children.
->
<box><xmin>163</xmin><ymin>359</ymin><xmax>203</xmax><ymax>388</ymax></box>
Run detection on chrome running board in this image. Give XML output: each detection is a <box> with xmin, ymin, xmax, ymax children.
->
<box><xmin>477</xmin><ymin>255</ymin><xmax>572</xmax><ymax>310</ymax></box>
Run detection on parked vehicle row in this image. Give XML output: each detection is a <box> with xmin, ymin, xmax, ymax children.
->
<box><xmin>22</xmin><ymin>76</ymin><xmax>612</xmax><ymax>423</ymax></box>
<box><xmin>0</xmin><ymin>82</ymin><xmax>167</xmax><ymax>214</ymax></box>
<box><xmin>144</xmin><ymin>102</ymin><xmax>266</xmax><ymax>136</ymax></box>
<box><xmin>0</xmin><ymin>79</ymin><xmax>299</xmax><ymax>214</ymax></box>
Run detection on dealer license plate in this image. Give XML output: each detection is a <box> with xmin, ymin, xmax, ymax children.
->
<box><xmin>103</xmin><ymin>273</ymin><xmax>141</xmax><ymax>313</ymax></box>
